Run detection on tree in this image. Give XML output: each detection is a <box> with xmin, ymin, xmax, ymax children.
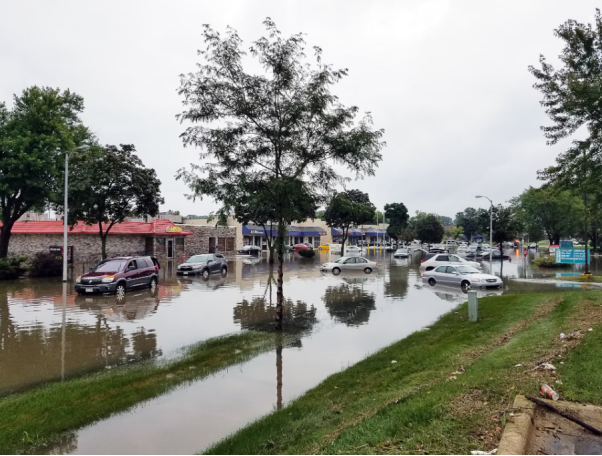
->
<box><xmin>440</xmin><ymin>215</ymin><xmax>453</xmax><ymax>226</ymax></box>
<box><xmin>0</xmin><ymin>86</ymin><xmax>85</xmax><ymax>257</ymax></box>
<box><xmin>451</xmin><ymin>226</ymin><xmax>464</xmax><ymax>240</ymax></box>
<box><xmin>369</xmin><ymin>210</ymin><xmax>385</xmax><ymax>226</ymax></box>
<box><xmin>167</xmin><ymin>210</ymin><xmax>181</xmax><ymax>216</ymax></box>
<box><xmin>62</xmin><ymin>144</ymin><xmax>164</xmax><ymax>259</ymax></box>
<box><xmin>511</xmin><ymin>186</ymin><xmax>584</xmax><ymax>244</ymax></box>
<box><xmin>413</xmin><ymin>212</ymin><xmax>444</xmax><ymax>244</ymax></box>
<box><xmin>399</xmin><ymin>227</ymin><xmax>417</xmax><ymax>243</ymax></box>
<box><xmin>323</xmin><ymin>190</ymin><xmax>375</xmax><ymax>255</ymax></box>
<box><xmin>529</xmin><ymin>10</ymin><xmax>602</xmax><ymax>272</ymax></box>
<box><xmin>489</xmin><ymin>205</ymin><xmax>521</xmax><ymax>257</ymax></box>
<box><xmin>384</xmin><ymin>202</ymin><xmax>409</xmax><ymax>240</ymax></box>
<box><xmin>454</xmin><ymin>208</ymin><xmax>482</xmax><ymax>241</ymax></box>
<box><xmin>176</xmin><ymin>20</ymin><xmax>384</xmax><ymax>328</ymax></box>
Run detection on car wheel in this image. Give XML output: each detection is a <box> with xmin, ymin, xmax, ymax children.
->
<box><xmin>364</xmin><ymin>267</ymin><xmax>372</xmax><ymax>274</ymax></box>
<box><xmin>428</xmin><ymin>278</ymin><xmax>436</xmax><ymax>286</ymax></box>
<box><xmin>149</xmin><ymin>277</ymin><xmax>157</xmax><ymax>292</ymax></box>
<box><xmin>202</xmin><ymin>269</ymin><xmax>210</xmax><ymax>279</ymax></box>
<box><xmin>221</xmin><ymin>266</ymin><xmax>227</xmax><ymax>275</ymax></box>
<box><xmin>461</xmin><ymin>280</ymin><xmax>471</xmax><ymax>289</ymax></box>
<box><xmin>115</xmin><ymin>283</ymin><xmax>126</xmax><ymax>300</ymax></box>
<box><xmin>332</xmin><ymin>267</ymin><xmax>341</xmax><ymax>275</ymax></box>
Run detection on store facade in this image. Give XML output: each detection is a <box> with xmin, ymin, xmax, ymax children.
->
<box><xmin>242</xmin><ymin>225</ymin><xmax>327</xmax><ymax>250</ymax></box>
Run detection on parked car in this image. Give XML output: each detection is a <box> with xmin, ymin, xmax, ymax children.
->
<box><xmin>75</xmin><ymin>256</ymin><xmax>159</xmax><ymax>297</ymax></box>
<box><xmin>478</xmin><ymin>249</ymin><xmax>509</xmax><ymax>260</ymax></box>
<box><xmin>318</xmin><ymin>243</ymin><xmax>339</xmax><ymax>251</ymax></box>
<box><xmin>177</xmin><ymin>254</ymin><xmax>228</xmax><ymax>279</ymax></box>
<box><xmin>393</xmin><ymin>248</ymin><xmax>411</xmax><ymax>258</ymax></box>
<box><xmin>302</xmin><ymin>243</ymin><xmax>314</xmax><ymax>249</ymax></box>
<box><xmin>238</xmin><ymin>245</ymin><xmax>262</xmax><ymax>255</ymax></box>
<box><xmin>423</xmin><ymin>265</ymin><xmax>503</xmax><ymax>289</ymax></box>
<box><xmin>293</xmin><ymin>244</ymin><xmax>310</xmax><ymax>253</ymax></box>
<box><xmin>429</xmin><ymin>244</ymin><xmax>447</xmax><ymax>253</ymax></box>
<box><xmin>445</xmin><ymin>240</ymin><xmax>457</xmax><ymax>246</ymax></box>
<box><xmin>465</xmin><ymin>245</ymin><xmax>482</xmax><ymax>257</ymax></box>
<box><xmin>320</xmin><ymin>256</ymin><xmax>378</xmax><ymax>275</ymax></box>
<box><xmin>419</xmin><ymin>253</ymin><xmax>481</xmax><ymax>272</ymax></box>
<box><xmin>345</xmin><ymin>245</ymin><xmax>362</xmax><ymax>256</ymax></box>
<box><xmin>529</xmin><ymin>243</ymin><xmax>537</xmax><ymax>249</ymax></box>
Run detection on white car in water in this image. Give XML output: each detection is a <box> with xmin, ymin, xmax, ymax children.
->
<box><xmin>344</xmin><ymin>246</ymin><xmax>362</xmax><ymax>256</ymax></box>
<box><xmin>320</xmin><ymin>256</ymin><xmax>378</xmax><ymax>275</ymax></box>
<box><xmin>422</xmin><ymin>265</ymin><xmax>503</xmax><ymax>289</ymax></box>
<box><xmin>419</xmin><ymin>253</ymin><xmax>481</xmax><ymax>272</ymax></box>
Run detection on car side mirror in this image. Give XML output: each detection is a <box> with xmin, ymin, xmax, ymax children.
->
<box><xmin>89</xmin><ymin>268</ymin><xmax>94</xmax><ymax>273</ymax></box>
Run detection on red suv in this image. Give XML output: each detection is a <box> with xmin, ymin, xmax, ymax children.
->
<box><xmin>75</xmin><ymin>256</ymin><xmax>160</xmax><ymax>298</ymax></box>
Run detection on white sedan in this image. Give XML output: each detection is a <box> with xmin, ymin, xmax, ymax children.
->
<box><xmin>423</xmin><ymin>265</ymin><xmax>502</xmax><ymax>289</ymax></box>
<box><xmin>419</xmin><ymin>253</ymin><xmax>481</xmax><ymax>272</ymax></box>
<box><xmin>320</xmin><ymin>256</ymin><xmax>378</xmax><ymax>275</ymax></box>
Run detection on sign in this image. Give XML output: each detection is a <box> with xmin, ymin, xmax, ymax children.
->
<box><xmin>475</xmin><ymin>235</ymin><xmax>483</xmax><ymax>243</ymax></box>
<box><xmin>555</xmin><ymin>248</ymin><xmax>591</xmax><ymax>264</ymax></box>
<box><xmin>165</xmin><ymin>226</ymin><xmax>183</xmax><ymax>233</ymax></box>
<box><xmin>49</xmin><ymin>246</ymin><xmax>74</xmax><ymax>263</ymax></box>
<box><xmin>523</xmin><ymin>246</ymin><xmax>528</xmax><ymax>257</ymax></box>
<box><xmin>560</xmin><ymin>240</ymin><xmax>574</xmax><ymax>249</ymax></box>
<box><xmin>549</xmin><ymin>244</ymin><xmax>560</xmax><ymax>254</ymax></box>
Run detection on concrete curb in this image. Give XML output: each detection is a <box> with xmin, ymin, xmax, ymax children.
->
<box><xmin>498</xmin><ymin>395</ymin><xmax>535</xmax><ymax>455</ymax></box>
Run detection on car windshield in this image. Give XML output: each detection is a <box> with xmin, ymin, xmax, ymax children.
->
<box><xmin>187</xmin><ymin>255</ymin><xmax>209</xmax><ymax>263</ymax></box>
<box><xmin>94</xmin><ymin>260</ymin><xmax>127</xmax><ymax>273</ymax></box>
<box><xmin>456</xmin><ymin>266</ymin><xmax>480</xmax><ymax>274</ymax></box>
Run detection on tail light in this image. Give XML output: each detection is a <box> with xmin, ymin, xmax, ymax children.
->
<box><xmin>421</xmin><ymin>260</ymin><xmax>425</xmax><ymax>263</ymax></box>
<box><xmin>155</xmin><ymin>266</ymin><xmax>159</xmax><ymax>271</ymax></box>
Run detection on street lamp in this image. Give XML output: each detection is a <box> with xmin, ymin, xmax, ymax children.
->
<box><xmin>476</xmin><ymin>195</ymin><xmax>493</xmax><ymax>265</ymax></box>
<box><xmin>62</xmin><ymin>144</ymin><xmax>89</xmax><ymax>282</ymax></box>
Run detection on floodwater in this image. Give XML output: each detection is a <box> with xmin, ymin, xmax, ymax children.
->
<box><xmin>1</xmin><ymin>247</ymin><xmax>598</xmax><ymax>454</ymax></box>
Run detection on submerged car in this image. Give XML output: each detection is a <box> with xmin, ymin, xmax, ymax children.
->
<box><xmin>75</xmin><ymin>256</ymin><xmax>159</xmax><ymax>297</ymax></box>
<box><xmin>393</xmin><ymin>248</ymin><xmax>411</xmax><ymax>258</ymax></box>
<box><xmin>477</xmin><ymin>249</ymin><xmax>509</xmax><ymax>260</ymax></box>
<box><xmin>465</xmin><ymin>245</ymin><xmax>482</xmax><ymax>257</ymax></box>
<box><xmin>423</xmin><ymin>265</ymin><xmax>502</xmax><ymax>289</ymax></box>
<box><xmin>320</xmin><ymin>256</ymin><xmax>378</xmax><ymax>275</ymax></box>
<box><xmin>177</xmin><ymin>254</ymin><xmax>228</xmax><ymax>278</ymax></box>
<box><xmin>344</xmin><ymin>245</ymin><xmax>362</xmax><ymax>256</ymax></box>
<box><xmin>419</xmin><ymin>253</ymin><xmax>481</xmax><ymax>272</ymax></box>
<box><xmin>238</xmin><ymin>245</ymin><xmax>262</xmax><ymax>255</ymax></box>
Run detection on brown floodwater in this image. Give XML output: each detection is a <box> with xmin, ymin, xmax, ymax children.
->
<box><xmin>2</xmin><ymin>248</ymin><xmax>597</xmax><ymax>454</ymax></box>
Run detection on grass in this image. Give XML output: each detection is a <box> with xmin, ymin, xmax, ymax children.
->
<box><xmin>207</xmin><ymin>292</ymin><xmax>602</xmax><ymax>455</ymax></box>
<box><xmin>557</xmin><ymin>276</ymin><xmax>602</xmax><ymax>283</ymax></box>
<box><xmin>533</xmin><ymin>256</ymin><xmax>572</xmax><ymax>268</ymax></box>
<box><xmin>0</xmin><ymin>331</ymin><xmax>277</xmax><ymax>454</ymax></box>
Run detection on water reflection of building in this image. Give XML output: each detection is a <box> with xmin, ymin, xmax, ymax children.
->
<box><xmin>322</xmin><ymin>279</ymin><xmax>376</xmax><ymax>326</ymax></box>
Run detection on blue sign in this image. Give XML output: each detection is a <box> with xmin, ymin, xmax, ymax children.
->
<box><xmin>555</xmin><ymin>248</ymin><xmax>591</xmax><ymax>264</ymax></box>
<box><xmin>560</xmin><ymin>240</ymin><xmax>574</xmax><ymax>249</ymax></box>
<box><xmin>475</xmin><ymin>235</ymin><xmax>483</xmax><ymax>243</ymax></box>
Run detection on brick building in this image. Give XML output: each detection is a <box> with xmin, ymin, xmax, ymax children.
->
<box><xmin>4</xmin><ymin>218</ymin><xmax>239</xmax><ymax>265</ymax></box>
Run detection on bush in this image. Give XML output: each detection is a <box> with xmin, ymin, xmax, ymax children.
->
<box><xmin>0</xmin><ymin>256</ymin><xmax>28</xmax><ymax>280</ymax></box>
<box><xmin>298</xmin><ymin>248</ymin><xmax>316</xmax><ymax>258</ymax></box>
<box><xmin>533</xmin><ymin>255</ymin><xmax>571</xmax><ymax>268</ymax></box>
<box><xmin>29</xmin><ymin>251</ymin><xmax>63</xmax><ymax>277</ymax></box>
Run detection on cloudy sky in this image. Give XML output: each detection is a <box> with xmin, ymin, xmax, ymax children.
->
<box><xmin>0</xmin><ymin>1</ymin><xmax>596</xmax><ymax>219</ymax></box>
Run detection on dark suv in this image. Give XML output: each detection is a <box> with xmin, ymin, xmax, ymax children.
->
<box><xmin>176</xmin><ymin>253</ymin><xmax>228</xmax><ymax>278</ymax></box>
<box><xmin>75</xmin><ymin>256</ymin><xmax>160</xmax><ymax>297</ymax></box>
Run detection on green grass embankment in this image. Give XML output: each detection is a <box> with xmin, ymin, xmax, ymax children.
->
<box><xmin>557</xmin><ymin>276</ymin><xmax>602</xmax><ymax>283</ymax></box>
<box><xmin>0</xmin><ymin>331</ymin><xmax>276</xmax><ymax>454</ymax></box>
<box><xmin>207</xmin><ymin>292</ymin><xmax>602</xmax><ymax>455</ymax></box>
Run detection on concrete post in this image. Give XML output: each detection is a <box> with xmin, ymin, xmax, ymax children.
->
<box><xmin>468</xmin><ymin>290</ymin><xmax>478</xmax><ymax>322</ymax></box>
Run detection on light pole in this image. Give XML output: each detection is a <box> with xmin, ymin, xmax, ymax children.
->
<box><xmin>476</xmin><ymin>195</ymin><xmax>493</xmax><ymax>265</ymax></box>
<box><xmin>62</xmin><ymin>145</ymin><xmax>89</xmax><ymax>282</ymax></box>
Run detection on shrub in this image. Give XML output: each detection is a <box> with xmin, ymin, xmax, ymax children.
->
<box><xmin>298</xmin><ymin>248</ymin><xmax>316</xmax><ymax>258</ymax></box>
<box><xmin>29</xmin><ymin>251</ymin><xmax>63</xmax><ymax>277</ymax></box>
<box><xmin>533</xmin><ymin>255</ymin><xmax>571</xmax><ymax>268</ymax></box>
<box><xmin>0</xmin><ymin>256</ymin><xmax>28</xmax><ymax>280</ymax></box>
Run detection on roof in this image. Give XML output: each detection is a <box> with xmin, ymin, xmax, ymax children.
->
<box><xmin>4</xmin><ymin>219</ymin><xmax>192</xmax><ymax>236</ymax></box>
<box><xmin>242</xmin><ymin>225</ymin><xmax>327</xmax><ymax>236</ymax></box>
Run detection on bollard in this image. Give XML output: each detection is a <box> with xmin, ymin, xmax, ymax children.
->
<box><xmin>468</xmin><ymin>290</ymin><xmax>478</xmax><ymax>322</ymax></box>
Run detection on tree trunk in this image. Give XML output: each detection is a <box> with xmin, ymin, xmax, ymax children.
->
<box><xmin>101</xmin><ymin>234</ymin><xmax>108</xmax><ymax>260</ymax></box>
<box><xmin>554</xmin><ymin>234</ymin><xmax>560</xmax><ymax>245</ymax></box>
<box><xmin>0</xmin><ymin>224</ymin><xmax>13</xmax><ymax>258</ymax></box>
<box><xmin>268</xmin><ymin>246</ymin><xmax>275</xmax><ymax>264</ymax></box>
<box><xmin>595</xmin><ymin>221</ymin><xmax>598</xmax><ymax>254</ymax></box>
<box><xmin>276</xmin><ymin>333</ymin><xmax>283</xmax><ymax>409</ymax></box>
<box><xmin>275</xmin><ymin>220</ymin><xmax>285</xmax><ymax>331</ymax></box>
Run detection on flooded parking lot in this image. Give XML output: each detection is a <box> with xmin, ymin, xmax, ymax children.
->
<box><xmin>2</xmin><ymin>247</ymin><xmax>599</xmax><ymax>454</ymax></box>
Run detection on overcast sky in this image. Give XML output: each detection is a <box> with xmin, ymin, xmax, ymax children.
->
<box><xmin>0</xmin><ymin>1</ymin><xmax>596</xmax><ymax>219</ymax></box>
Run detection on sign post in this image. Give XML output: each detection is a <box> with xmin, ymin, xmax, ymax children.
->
<box><xmin>50</xmin><ymin>246</ymin><xmax>74</xmax><ymax>264</ymax></box>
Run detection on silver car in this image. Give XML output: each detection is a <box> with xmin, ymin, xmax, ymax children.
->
<box><xmin>320</xmin><ymin>256</ymin><xmax>378</xmax><ymax>275</ymax></box>
<box><xmin>422</xmin><ymin>265</ymin><xmax>502</xmax><ymax>289</ymax></box>
<box><xmin>393</xmin><ymin>248</ymin><xmax>411</xmax><ymax>258</ymax></box>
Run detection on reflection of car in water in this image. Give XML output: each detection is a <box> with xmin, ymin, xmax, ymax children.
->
<box><xmin>425</xmin><ymin>283</ymin><xmax>504</xmax><ymax>304</ymax></box>
<box><xmin>74</xmin><ymin>285</ymin><xmax>160</xmax><ymax>320</ymax></box>
<box><xmin>178</xmin><ymin>271</ymin><xmax>229</xmax><ymax>290</ymax></box>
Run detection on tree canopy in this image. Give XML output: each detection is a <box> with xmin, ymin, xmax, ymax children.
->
<box><xmin>63</xmin><ymin>144</ymin><xmax>163</xmax><ymax>259</ymax></box>
<box><xmin>324</xmin><ymin>189</ymin><xmax>375</xmax><ymax>255</ymax></box>
<box><xmin>384</xmin><ymin>202</ymin><xmax>409</xmax><ymax>240</ymax></box>
<box><xmin>455</xmin><ymin>207</ymin><xmax>487</xmax><ymax>241</ymax></box>
<box><xmin>411</xmin><ymin>212</ymin><xmax>444</xmax><ymax>244</ymax></box>
<box><xmin>0</xmin><ymin>86</ymin><xmax>86</xmax><ymax>257</ymax></box>
<box><xmin>176</xmin><ymin>19</ymin><xmax>384</xmax><ymax>328</ymax></box>
<box><xmin>440</xmin><ymin>215</ymin><xmax>453</xmax><ymax>226</ymax></box>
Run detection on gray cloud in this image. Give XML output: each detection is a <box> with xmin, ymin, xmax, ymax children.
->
<box><xmin>0</xmin><ymin>0</ymin><xmax>595</xmax><ymax>218</ymax></box>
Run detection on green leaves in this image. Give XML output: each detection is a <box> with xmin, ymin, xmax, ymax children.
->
<box><xmin>384</xmin><ymin>202</ymin><xmax>409</xmax><ymax>240</ymax></box>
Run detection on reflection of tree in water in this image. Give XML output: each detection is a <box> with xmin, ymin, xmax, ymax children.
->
<box><xmin>0</xmin><ymin>285</ymin><xmax>161</xmax><ymax>395</ymax></box>
<box><xmin>384</xmin><ymin>261</ymin><xmax>410</xmax><ymax>300</ymax></box>
<box><xmin>233</xmin><ymin>296</ymin><xmax>317</xmax><ymax>336</ymax></box>
<box><xmin>323</xmin><ymin>280</ymin><xmax>376</xmax><ymax>326</ymax></box>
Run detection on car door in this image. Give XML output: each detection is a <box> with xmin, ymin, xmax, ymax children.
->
<box><xmin>433</xmin><ymin>265</ymin><xmax>448</xmax><ymax>282</ymax></box>
<box><xmin>124</xmin><ymin>260</ymin><xmax>139</xmax><ymax>289</ymax></box>
<box><xmin>343</xmin><ymin>257</ymin><xmax>357</xmax><ymax>270</ymax></box>
<box><xmin>446</xmin><ymin>266</ymin><xmax>461</xmax><ymax>285</ymax></box>
<box><xmin>356</xmin><ymin>257</ymin><xmax>368</xmax><ymax>270</ymax></box>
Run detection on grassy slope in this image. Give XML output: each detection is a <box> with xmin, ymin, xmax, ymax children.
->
<box><xmin>0</xmin><ymin>331</ymin><xmax>275</xmax><ymax>454</ymax></box>
<box><xmin>207</xmin><ymin>292</ymin><xmax>602</xmax><ymax>455</ymax></box>
<box><xmin>557</xmin><ymin>276</ymin><xmax>602</xmax><ymax>283</ymax></box>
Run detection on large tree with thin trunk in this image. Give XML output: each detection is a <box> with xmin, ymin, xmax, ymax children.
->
<box><xmin>384</xmin><ymin>202</ymin><xmax>409</xmax><ymax>241</ymax></box>
<box><xmin>529</xmin><ymin>10</ymin><xmax>602</xmax><ymax>272</ymax></box>
<box><xmin>323</xmin><ymin>190</ymin><xmax>376</xmax><ymax>255</ymax></box>
<box><xmin>176</xmin><ymin>19</ymin><xmax>384</xmax><ymax>329</ymax></box>
<box><xmin>60</xmin><ymin>144</ymin><xmax>163</xmax><ymax>260</ymax></box>
<box><xmin>0</xmin><ymin>86</ymin><xmax>86</xmax><ymax>257</ymax></box>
